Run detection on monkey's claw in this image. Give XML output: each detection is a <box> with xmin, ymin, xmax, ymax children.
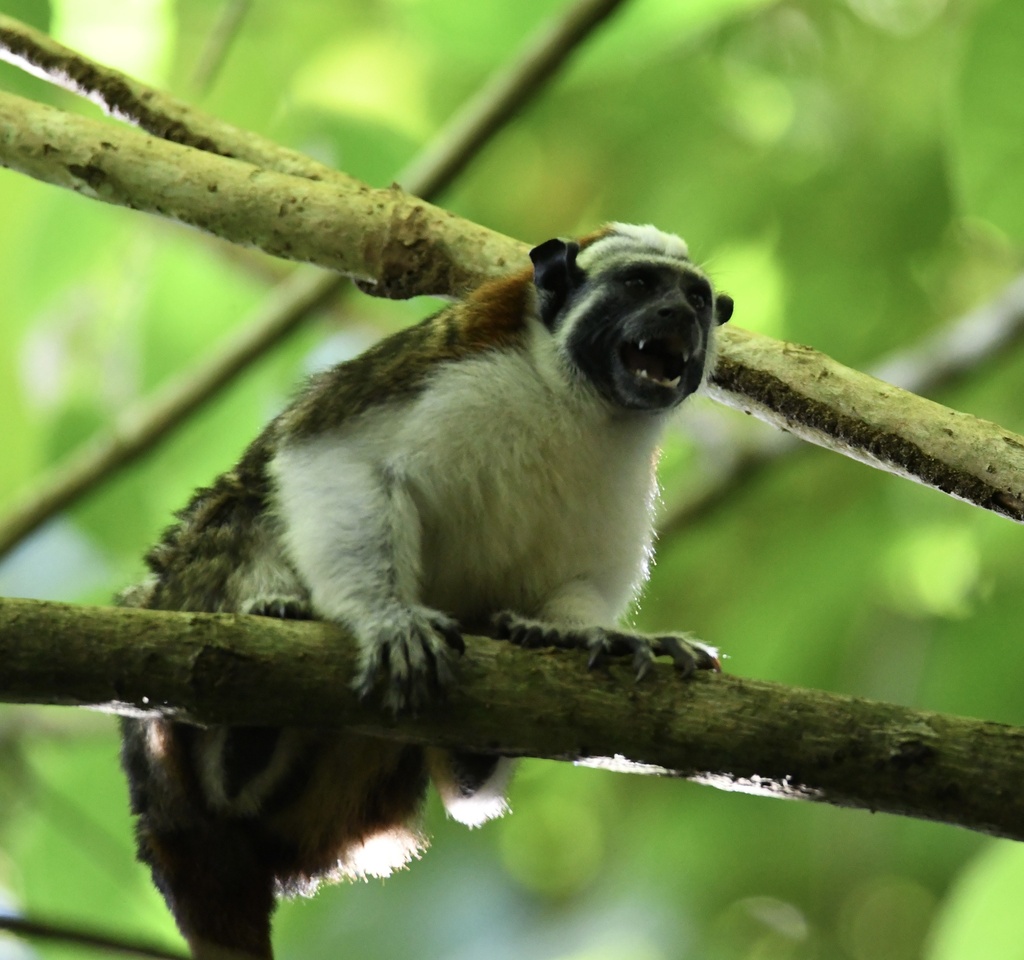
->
<box><xmin>653</xmin><ymin>634</ymin><xmax>720</xmax><ymax>674</ymax></box>
<box><xmin>241</xmin><ymin>595</ymin><xmax>313</xmax><ymax>620</ymax></box>
<box><xmin>492</xmin><ymin>611</ymin><xmax>719</xmax><ymax>680</ymax></box>
<box><xmin>491</xmin><ymin>611</ymin><xmax>576</xmax><ymax>650</ymax></box>
<box><xmin>354</xmin><ymin>606</ymin><xmax>464</xmax><ymax>713</ymax></box>
<box><xmin>589</xmin><ymin>629</ymin><xmax>720</xmax><ymax>678</ymax></box>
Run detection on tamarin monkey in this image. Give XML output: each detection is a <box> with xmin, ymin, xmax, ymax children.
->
<box><xmin>118</xmin><ymin>223</ymin><xmax>734</xmax><ymax>960</ymax></box>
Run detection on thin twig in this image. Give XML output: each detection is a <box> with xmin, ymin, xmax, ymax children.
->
<box><xmin>189</xmin><ymin>0</ymin><xmax>252</xmax><ymax>97</ymax></box>
<box><xmin>399</xmin><ymin>0</ymin><xmax>627</xmax><ymax>197</ymax></box>
<box><xmin>659</xmin><ymin>273</ymin><xmax>1024</xmax><ymax>536</ymax></box>
<box><xmin>0</xmin><ymin>915</ymin><xmax>186</xmax><ymax>960</ymax></box>
<box><xmin>0</xmin><ymin>0</ymin><xmax>631</xmax><ymax>561</ymax></box>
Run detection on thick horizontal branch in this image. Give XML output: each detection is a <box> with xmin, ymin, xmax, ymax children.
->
<box><xmin>709</xmin><ymin>327</ymin><xmax>1024</xmax><ymax>523</ymax></box>
<box><xmin>0</xmin><ymin>89</ymin><xmax>522</xmax><ymax>297</ymax></box>
<box><xmin>3</xmin><ymin>88</ymin><xmax>1024</xmax><ymax>522</ymax></box>
<box><xmin>2</xmin><ymin>596</ymin><xmax>1022</xmax><ymax>841</ymax></box>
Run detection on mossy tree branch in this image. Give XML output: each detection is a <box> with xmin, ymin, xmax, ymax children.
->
<box><xmin>0</xmin><ymin>12</ymin><xmax>355</xmax><ymax>185</ymax></box>
<box><xmin>0</xmin><ymin>88</ymin><xmax>521</xmax><ymax>295</ymax></box>
<box><xmin>707</xmin><ymin>327</ymin><xmax>1024</xmax><ymax>523</ymax></box>
<box><xmin>2</xmin><ymin>595</ymin><xmax>1022</xmax><ymax>841</ymax></box>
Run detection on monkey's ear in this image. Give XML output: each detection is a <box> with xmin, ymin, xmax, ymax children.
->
<box><xmin>714</xmin><ymin>293</ymin><xmax>734</xmax><ymax>326</ymax></box>
<box><xmin>530</xmin><ymin>238</ymin><xmax>584</xmax><ymax>327</ymax></box>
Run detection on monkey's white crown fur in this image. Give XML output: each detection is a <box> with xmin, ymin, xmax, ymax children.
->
<box><xmin>577</xmin><ymin>222</ymin><xmax>690</xmax><ymax>272</ymax></box>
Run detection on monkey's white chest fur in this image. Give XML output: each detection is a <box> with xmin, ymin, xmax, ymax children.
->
<box><xmin>270</xmin><ymin>337</ymin><xmax>667</xmax><ymax>633</ymax></box>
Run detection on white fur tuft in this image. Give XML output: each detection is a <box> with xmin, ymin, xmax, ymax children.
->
<box><xmin>434</xmin><ymin>757</ymin><xmax>516</xmax><ymax>827</ymax></box>
<box><xmin>578</xmin><ymin>222</ymin><xmax>690</xmax><ymax>272</ymax></box>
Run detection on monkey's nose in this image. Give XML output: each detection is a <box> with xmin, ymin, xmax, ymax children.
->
<box><xmin>655</xmin><ymin>298</ymin><xmax>689</xmax><ymax>321</ymax></box>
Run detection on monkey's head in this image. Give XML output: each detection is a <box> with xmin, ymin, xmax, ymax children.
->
<box><xmin>531</xmin><ymin>223</ymin><xmax>733</xmax><ymax>412</ymax></box>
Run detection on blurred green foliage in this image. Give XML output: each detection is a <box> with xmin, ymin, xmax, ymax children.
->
<box><xmin>1</xmin><ymin>0</ymin><xmax>1023</xmax><ymax>958</ymax></box>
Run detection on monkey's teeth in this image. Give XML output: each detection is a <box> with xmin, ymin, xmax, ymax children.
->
<box><xmin>622</xmin><ymin>337</ymin><xmax>686</xmax><ymax>390</ymax></box>
<box><xmin>634</xmin><ymin>368</ymin><xmax>681</xmax><ymax>389</ymax></box>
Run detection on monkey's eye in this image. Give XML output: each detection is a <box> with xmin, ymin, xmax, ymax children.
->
<box><xmin>621</xmin><ymin>269</ymin><xmax>657</xmax><ymax>293</ymax></box>
<box><xmin>687</xmin><ymin>283</ymin><xmax>712</xmax><ymax>312</ymax></box>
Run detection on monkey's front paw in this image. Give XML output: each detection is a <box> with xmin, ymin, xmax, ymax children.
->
<box><xmin>354</xmin><ymin>606</ymin><xmax>465</xmax><ymax>713</ymax></box>
<box><xmin>492</xmin><ymin>612</ymin><xmax>719</xmax><ymax>680</ymax></box>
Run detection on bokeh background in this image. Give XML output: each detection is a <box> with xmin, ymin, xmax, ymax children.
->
<box><xmin>2</xmin><ymin>0</ymin><xmax>1024</xmax><ymax>957</ymax></box>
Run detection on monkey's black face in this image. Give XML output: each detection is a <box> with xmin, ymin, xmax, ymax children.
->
<box><xmin>561</xmin><ymin>263</ymin><xmax>732</xmax><ymax>412</ymax></box>
<box><xmin>529</xmin><ymin>236</ymin><xmax>733</xmax><ymax>412</ymax></box>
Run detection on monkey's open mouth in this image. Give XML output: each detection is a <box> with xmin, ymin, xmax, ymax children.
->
<box><xmin>620</xmin><ymin>336</ymin><xmax>687</xmax><ymax>389</ymax></box>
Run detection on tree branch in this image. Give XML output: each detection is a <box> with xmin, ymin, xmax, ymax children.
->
<box><xmin>870</xmin><ymin>273</ymin><xmax>1024</xmax><ymax>395</ymax></box>
<box><xmin>0</xmin><ymin>267</ymin><xmax>339</xmax><ymax>559</ymax></box>
<box><xmin>398</xmin><ymin>0</ymin><xmax>627</xmax><ymax>198</ymax></box>
<box><xmin>0</xmin><ymin>13</ymin><xmax>354</xmax><ymax>185</ymax></box>
<box><xmin>1</xmin><ymin>595</ymin><xmax>1022</xmax><ymax>841</ymax></box>
<box><xmin>0</xmin><ymin>89</ymin><xmax>522</xmax><ymax>292</ymax></box>
<box><xmin>0</xmin><ymin>915</ymin><xmax>186</xmax><ymax>960</ymax></box>
<box><xmin>189</xmin><ymin>0</ymin><xmax>253</xmax><ymax>97</ymax></box>
<box><xmin>707</xmin><ymin>327</ymin><xmax>1024</xmax><ymax>523</ymax></box>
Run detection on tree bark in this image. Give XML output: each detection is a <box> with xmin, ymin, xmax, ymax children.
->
<box><xmin>0</xmin><ymin>12</ymin><xmax>354</xmax><ymax>185</ymax></box>
<box><xmin>2</xmin><ymin>595</ymin><xmax>1021</xmax><ymax>841</ymax></box>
